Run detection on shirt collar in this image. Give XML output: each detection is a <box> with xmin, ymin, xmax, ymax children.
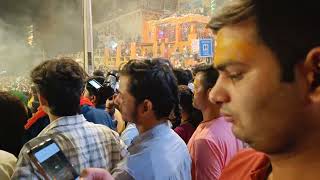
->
<box><xmin>130</xmin><ymin>121</ymin><xmax>170</xmax><ymax>146</ymax></box>
<box><xmin>200</xmin><ymin>116</ymin><xmax>224</xmax><ymax>124</ymax></box>
<box><xmin>39</xmin><ymin>114</ymin><xmax>86</xmax><ymax>135</ymax></box>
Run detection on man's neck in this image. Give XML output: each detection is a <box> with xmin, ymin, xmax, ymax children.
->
<box><xmin>268</xmin><ymin>135</ymin><xmax>320</xmax><ymax>180</ymax></box>
<box><xmin>181</xmin><ymin>112</ymin><xmax>189</xmax><ymax>124</ymax></box>
<box><xmin>48</xmin><ymin>113</ymin><xmax>60</xmax><ymax>123</ymax></box>
<box><xmin>201</xmin><ymin>106</ymin><xmax>220</xmax><ymax>123</ymax></box>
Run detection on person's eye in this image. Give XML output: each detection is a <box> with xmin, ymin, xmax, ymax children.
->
<box><xmin>227</xmin><ymin>72</ymin><xmax>244</xmax><ymax>82</ymax></box>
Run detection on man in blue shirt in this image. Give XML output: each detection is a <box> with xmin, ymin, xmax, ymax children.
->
<box><xmin>82</xmin><ymin>59</ymin><xmax>191</xmax><ymax>180</ymax></box>
<box><xmin>120</xmin><ymin>122</ymin><xmax>139</xmax><ymax>146</ymax></box>
<box><xmin>83</xmin><ymin>76</ymin><xmax>116</xmax><ymax>130</ymax></box>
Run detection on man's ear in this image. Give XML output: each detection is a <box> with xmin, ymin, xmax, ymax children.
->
<box><xmin>304</xmin><ymin>47</ymin><xmax>320</xmax><ymax>102</ymax></box>
<box><xmin>141</xmin><ymin>99</ymin><xmax>153</xmax><ymax>114</ymax></box>
<box><xmin>91</xmin><ymin>96</ymin><xmax>97</xmax><ymax>104</ymax></box>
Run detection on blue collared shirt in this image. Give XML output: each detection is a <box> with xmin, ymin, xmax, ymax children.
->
<box><xmin>120</xmin><ymin>123</ymin><xmax>139</xmax><ymax>146</ymax></box>
<box><xmin>112</xmin><ymin>121</ymin><xmax>192</xmax><ymax>180</ymax></box>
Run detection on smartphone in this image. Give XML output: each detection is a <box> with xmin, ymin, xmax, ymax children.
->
<box><xmin>28</xmin><ymin>138</ymin><xmax>79</xmax><ymax>180</ymax></box>
<box><xmin>88</xmin><ymin>79</ymin><xmax>103</xmax><ymax>90</ymax></box>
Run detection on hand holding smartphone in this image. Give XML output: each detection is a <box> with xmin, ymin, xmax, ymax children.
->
<box><xmin>28</xmin><ymin>138</ymin><xmax>79</xmax><ymax>180</ymax></box>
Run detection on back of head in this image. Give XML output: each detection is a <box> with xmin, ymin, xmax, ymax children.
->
<box><xmin>120</xmin><ymin>59</ymin><xmax>180</xmax><ymax>120</ymax></box>
<box><xmin>0</xmin><ymin>91</ymin><xmax>27</xmax><ymax>156</ymax></box>
<box><xmin>179</xmin><ymin>85</ymin><xmax>194</xmax><ymax>115</ymax></box>
<box><xmin>93</xmin><ymin>70</ymin><xmax>104</xmax><ymax>77</ymax></box>
<box><xmin>31</xmin><ymin>58</ymin><xmax>86</xmax><ymax>117</ymax></box>
<box><xmin>86</xmin><ymin>76</ymin><xmax>115</xmax><ymax>106</ymax></box>
<box><xmin>193</xmin><ymin>64</ymin><xmax>219</xmax><ymax>90</ymax></box>
<box><xmin>185</xmin><ymin>69</ymin><xmax>193</xmax><ymax>82</ymax></box>
<box><xmin>173</xmin><ymin>68</ymin><xmax>192</xmax><ymax>85</ymax></box>
<box><xmin>178</xmin><ymin>85</ymin><xmax>203</xmax><ymax>128</ymax></box>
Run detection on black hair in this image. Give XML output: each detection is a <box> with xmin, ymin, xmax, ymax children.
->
<box><xmin>120</xmin><ymin>59</ymin><xmax>181</xmax><ymax>121</ymax></box>
<box><xmin>173</xmin><ymin>68</ymin><xmax>193</xmax><ymax>85</ymax></box>
<box><xmin>254</xmin><ymin>0</ymin><xmax>320</xmax><ymax>82</ymax></box>
<box><xmin>93</xmin><ymin>69</ymin><xmax>104</xmax><ymax>77</ymax></box>
<box><xmin>185</xmin><ymin>69</ymin><xmax>193</xmax><ymax>83</ymax></box>
<box><xmin>208</xmin><ymin>0</ymin><xmax>320</xmax><ymax>82</ymax></box>
<box><xmin>0</xmin><ymin>91</ymin><xmax>27</xmax><ymax>156</ymax></box>
<box><xmin>31</xmin><ymin>58</ymin><xmax>86</xmax><ymax>116</ymax></box>
<box><xmin>193</xmin><ymin>64</ymin><xmax>219</xmax><ymax>90</ymax></box>
<box><xmin>178</xmin><ymin>85</ymin><xmax>203</xmax><ymax>128</ymax></box>
<box><xmin>86</xmin><ymin>76</ymin><xmax>115</xmax><ymax>106</ymax></box>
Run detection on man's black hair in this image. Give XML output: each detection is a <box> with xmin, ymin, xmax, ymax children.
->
<box><xmin>173</xmin><ymin>68</ymin><xmax>193</xmax><ymax>85</ymax></box>
<box><xmin>0</xmin><ymin>91</ymin><xmax>27</xmax><ymax>156</ymax></box>
<box><xmin>120</xmin><ymin>59</ymin><xmax>181</xmax><ymax>121</ymax></box>
<box><xmin>193</xmin><ymin>64</ymin><xmax>219</xmax><ymax>90</ymax></box>
<box><xmin>208</xmin><ymin>0</ymin><xmax>320</xmax><ymax>82</ymax></box>
<box><xmin>178</xmin><ymin>85</ymin><xmax>203</xmax><ymax>128</ymax></box>
<box><xmin>86</xmin><ymin>76</ymin><xmax>115</xmax><ymax>106</ymax></box>
<box><xmin>31</xmin><ymin>57</ymin><xmax>86</xmax><ymax>116</ymax></box>
<box><xmin>93</xmin><ymin>69</ymin><xmax>104</xmax><ymax>77</ymax></box>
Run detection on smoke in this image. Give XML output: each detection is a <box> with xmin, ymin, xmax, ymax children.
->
<box><xmin>0</xmin><ymin>0</ymin><xmax>206</xmax><ymax>76</ymax></box>
<box><xmin>34</xmin><ymin>0</ymin><xmax>83</xmax><ymax>57</ymax></box>
<box><xmin>0</xmin><ymin>1</ymin><xmax>38</xmax><ymax>75</ymax></box>
<box><xmin>0</xmin><ymin>0</ymin><xmax>83</xmax><ymax>76</ymax></box>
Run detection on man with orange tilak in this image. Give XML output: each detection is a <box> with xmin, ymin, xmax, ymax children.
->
<box><xmin>207</xmin><ymin>0</ymin><xmax>320</xmax><ymax>179</ymax></box>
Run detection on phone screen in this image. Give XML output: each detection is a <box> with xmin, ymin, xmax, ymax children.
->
<box><xmin>31</xmin><ymin>140</ymin><xmax>79</xmax><ymax>179</ymax></box>
<box><xmin>89</xmin><ymin>79</ymin><xmax>102</xmax><ymax>90</ymax></box>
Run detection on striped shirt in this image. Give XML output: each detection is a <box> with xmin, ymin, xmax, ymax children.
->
<box><xmin>12</xmin><ymin>114</ymin><xmax>127</xmax><ymax>180</ymax></box>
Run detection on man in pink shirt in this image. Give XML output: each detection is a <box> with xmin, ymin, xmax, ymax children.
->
<box><xmin>188</xmin><ymin>64</ymin><xmax>244</xmax><ymax>180</ymax></box>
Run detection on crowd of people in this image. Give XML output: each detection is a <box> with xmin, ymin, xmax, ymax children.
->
<box><xmin>1</xmin><ymin>0</ymin><xmax>320</xmax><ymax>179</ymax></box>
<box><xmin>0</xmin><ymin>76</ymin><xmax>30</xmax><ymax>93</ymax></box>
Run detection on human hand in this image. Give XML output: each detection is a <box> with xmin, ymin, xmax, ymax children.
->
<box><xmin>80</xmin><ymin>168</ymin><xmax>114</xmax><ymax>180</ymax></box>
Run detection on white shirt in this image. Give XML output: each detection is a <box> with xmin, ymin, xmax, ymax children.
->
<box><xmin>0</xmin><ymin>150</ymin><xmax>17</xmax><ymax>180</ymax></box>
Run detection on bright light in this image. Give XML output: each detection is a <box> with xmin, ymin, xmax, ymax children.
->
<box><xmin>27</xmin><ymin>25</ymin><xmax>34</xmax><ymax>47</ymax></box>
